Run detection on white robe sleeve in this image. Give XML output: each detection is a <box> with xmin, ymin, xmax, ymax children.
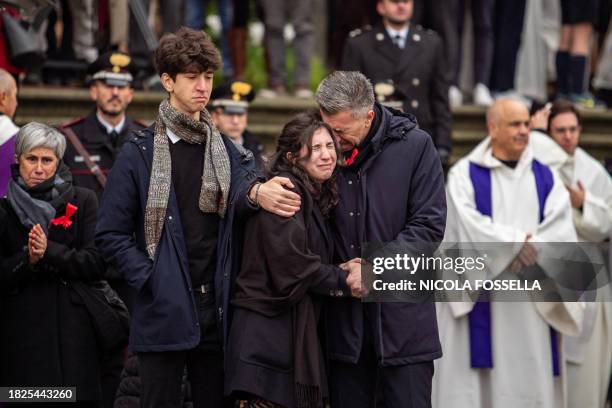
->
<box><xmin>572</xmin><ymin>172</ymin><xmax>612</xmax><ymax>242</ymax></box>
<box><xmin>532</xmin><ymin>172</ymin><xmax>583</xmax><ymax>336</ymax></box>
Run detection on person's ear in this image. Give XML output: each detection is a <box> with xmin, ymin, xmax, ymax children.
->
<box><xmin>160</xmin><ymin>73</ymin><xmax>174</xmax><ymax>93</ymax></box>
<box><xmin>125</xmin><ymin>87</ymin><xmax>134</xmax><ymax>104</ymax></box>
<box><xmin>488</xmin><ymin>121</ymin><xmax>498</xmax><ymax>139</ymax></box>
<box><xmin>89</xmin><ymin>84</ymin><xmax>98</xmax><ymax>101</ymax></box>
<box><xmin>365</xmin><ymin>109</ymin><xmax>375</xmax><ymax>127</ymax></box>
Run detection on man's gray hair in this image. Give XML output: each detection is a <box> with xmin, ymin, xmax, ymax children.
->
<box><xmin>315</xmin><ymin>71</ymin><xmax>375</xmax><ymax>117</ymax></box>
<box><xmin>15</xmin><ymin>122</ymin><xmax>67</xmax><ymax>159</ymax></box>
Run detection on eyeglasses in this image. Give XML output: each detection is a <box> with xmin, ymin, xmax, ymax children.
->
<box><xmin>552</xmin><ymin>126</ymin><xmax>579</xmax><ymax>135</ymax></box>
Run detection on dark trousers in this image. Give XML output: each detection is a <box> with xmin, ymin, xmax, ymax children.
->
<box><xmin>489</xmin><ymin>0</ymin><xmax>527</xmax><ymax>92</ymax></box>
<box><xmin>328</xmin><ymin>332</ymin><xmax>434</xmax><ymax>408</ymax></box>
<box><xmin>455</xmin><ymin>0</ymin><xmax>494</xmax><ymax>86</ymax></box>
<box><xmin>413</xmin><ymin>0</ymin><xmax>459</xmax><ymax>85</ymax></box>
<box><xmin>138</xmin><ymin>292</ymin><xmax>224</xmax><ymax>408</ymax></box>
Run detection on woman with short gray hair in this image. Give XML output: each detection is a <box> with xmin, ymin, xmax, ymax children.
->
<box><xmin>0</xmin><ymin>121</ymin><xmax>108</xmax><ymax>403</ymax></box>
<box><xmin>13</xmin><ymin>122</ymin><xmax>67</xmax><ymax>160</ymax></box>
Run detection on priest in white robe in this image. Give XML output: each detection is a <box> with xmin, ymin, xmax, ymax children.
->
<box><xmin>433</xmin><ymin>99</ymin><xmax>583</xmax><ymax>408</ymax></box>
<box><xmin>542</xmin><ymin>100</ymin><xmax>612</xmax><ymax>408</ymax></box>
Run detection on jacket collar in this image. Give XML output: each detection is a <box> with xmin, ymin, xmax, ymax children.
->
<box><xmin>370</xmin><ymin>23</ymin><xmax>423</xmax><ymax>77</ymax></box>
<box><xmin>370</xmin><ymin>103</ymin><xmax>418</xmax><ymax>150</ymax></box>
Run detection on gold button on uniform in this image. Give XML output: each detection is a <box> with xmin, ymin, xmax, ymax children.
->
<box><xmin>411</xmin><ymin>100</ymin><xmax>419</xmax><ymax>108</ymax></box>
<box><xmin>412</xmin><ymin>78</ymin><xmax>420</xmax><ymax>86</ymax></box>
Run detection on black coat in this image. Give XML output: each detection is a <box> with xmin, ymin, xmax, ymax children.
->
<box><xmin>327</xmin><ymin>104</ymin><xmax>446</xmax><ymax>366</ymax></box>
<box><xmin>341</xmin><ymin>24</ymin><xmax>452</xmax><ymax>152</ymax></box>
<box><xmin>61</xmin><ymin>111</ymin><xmax>147</xmax><ymax>201</ymax></box>
<box><xmin>0</xmin><ymin>186</ymin><xmax>106</xmax><ymax>401</ymax></box>
<box><xmin>225</xmin><ymin>174</ymin><xmax>351</xmax><ymax>407</ymax></box>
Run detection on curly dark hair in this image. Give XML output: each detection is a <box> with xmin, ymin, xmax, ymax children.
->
<box><xmin>154</xmin><ymin>27</ymin><xmax>222</xmax><ymax>79</ymax></box>
<box><xmin>269</xmin><ymin>111</ymin><xmax>341</xmax><ymax>217</ymax></box>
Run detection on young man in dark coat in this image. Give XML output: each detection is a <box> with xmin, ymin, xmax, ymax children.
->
<box><xmin>315</xmin><ymin>71</ymin><xmax>447</xmax><ymax>407</ymax></box>
<box><xmin>341</xmin><ymin>0</ymin><xmax>452</xmax><ymax>166</ymax></box>
<box><xmin>95</xmin><ymin>28</ymin><xmax>301</xmax><ymax>408</ymax></box>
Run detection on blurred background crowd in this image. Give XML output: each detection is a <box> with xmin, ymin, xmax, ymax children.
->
<box><xmin>1</xmin><ymin>0</ymin><xmax>612</xmax><ymax>107</ymax></box>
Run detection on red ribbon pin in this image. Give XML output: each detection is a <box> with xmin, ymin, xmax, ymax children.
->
<box><xmin>345</xmin><ymin>147</ymin><xmax>359</xmax><ymax>165</ymax></box>
<box><xmin>50</xmin><ymin>203</ymin><xmax>78</xmax><ymax>229</ymax></box>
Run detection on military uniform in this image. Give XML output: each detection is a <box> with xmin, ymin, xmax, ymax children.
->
<box><xmin>341</xmin><ymin>24</ymin><xmax>452</xmax><ymax>155</ymax></box>
<box><xmin>61</xmin><ymin>112</ymin><xmax>146</xmax><ymax>200</ymax></box>
<box><xmin>61</xmin><ymin>51</ymin><xmax>146</xmax><ymax>201</ymax></box>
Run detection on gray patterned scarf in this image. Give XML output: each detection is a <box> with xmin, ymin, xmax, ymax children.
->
<box><xmin>144</xmin><ymin>99</ymin><xmax>231</xmax><ymax>259</ymax></box>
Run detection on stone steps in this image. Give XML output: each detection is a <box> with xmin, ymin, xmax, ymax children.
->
<box><xmin>15</xmin><ymin>86</ymin><xmax>612</xmax><ymax>161</ymax></box>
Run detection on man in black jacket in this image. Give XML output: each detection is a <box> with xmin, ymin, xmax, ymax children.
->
<box><xmin>315</xmin><ymin>71</ymin><xmax>446</xmax><ymax>407</ymax></box>
<box><xmin>341</xmin><ymin>0</ymin><xmax>452</xmax><ymax>166</ymax></box>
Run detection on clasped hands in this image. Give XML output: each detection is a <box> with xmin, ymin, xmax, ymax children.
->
<box><xmin>340</xmin><ymin>258</ymin><xmax>364</xmax><ymax>298</ymax></box>
<box><xmin>509</xmin><ymin>233</ymin><xmax>538</xmax><ymax>274</ymax></box>
<box><xmin>28</xmin><ymin>224</ymin><xmax>47</xmax><ymax>265</ymax></box>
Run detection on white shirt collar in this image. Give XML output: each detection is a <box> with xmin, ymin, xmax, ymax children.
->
<box><xmin>96</xmin><ymin>111</ymin><xmax>126</xmax><ymax>134</ymax></box>
<box><xmin>166</xmin><ymin>128</ymin><xmax>181</xmax><ymax>144</ymax></box>
<box><xmin>385</xmin><ymin>25</ymin><xmax>409</xmax><ymax>41</ymax></box>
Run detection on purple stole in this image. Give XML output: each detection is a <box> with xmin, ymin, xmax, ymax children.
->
<box><xmin>0</xmin><ymin>134</ymin><xmax>16</xmax><ymax>197</ymax></box>
<box><xmin>468</xmin><ymin>160</ymin><xmax>560</xmax><ymax>376</ymax></box>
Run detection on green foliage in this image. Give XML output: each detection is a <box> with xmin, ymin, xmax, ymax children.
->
<box><xmin>213</xmin><ymin>37</ymin><xmax>329</xmax><ymax>92</ymax></box>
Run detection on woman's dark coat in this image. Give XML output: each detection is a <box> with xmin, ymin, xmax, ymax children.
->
<box><xmin>0</xmin><ymin>186</ymin><xmax>106</xmax><ymax>401</ymax></box>
<box><xmin>225</xmin><ymin>174</ymin><xmax>351</xmax><ymax>407</ymax></box>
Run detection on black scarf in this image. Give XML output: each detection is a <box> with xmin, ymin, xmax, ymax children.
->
<box><xmin>343</xmin><ymin>103</ymin><xmax>383</xmax><ymax>171</ymax></box>
<box><xmin>7</xmin><ymin>162</ymin><xmax>74</xmax><ymax>233</ymax></box>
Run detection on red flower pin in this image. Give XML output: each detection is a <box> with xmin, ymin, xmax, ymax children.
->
<box><xmin>50</xmin><ymin>203</ymin><xmax>78</xmax><ymax>229</ymax></box>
